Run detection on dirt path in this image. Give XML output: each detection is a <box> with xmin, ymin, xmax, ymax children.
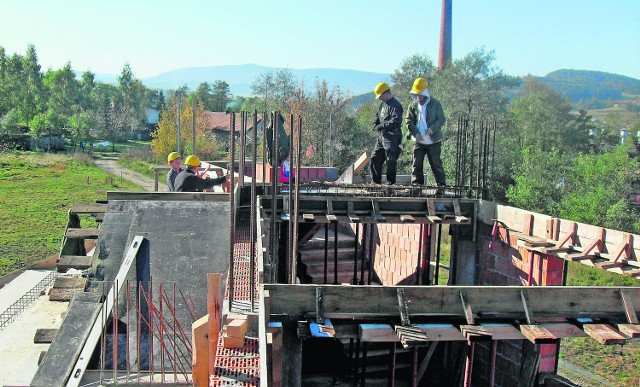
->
<box><xmin>93</xmin><ymin>157</ymin><xmax>166</xmax><ymax>192</ymax></box>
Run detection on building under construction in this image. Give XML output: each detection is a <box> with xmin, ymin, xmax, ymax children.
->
<box><xmin>1</xmin><ymin>110</ymin><xmax>635</xmax><ymax>387</ymax></box>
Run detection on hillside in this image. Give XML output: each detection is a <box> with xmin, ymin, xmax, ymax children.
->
<box><xmin>122</xmin><ymin>64</ymin><xmax>390</xmax><ymax>96</ymax></box>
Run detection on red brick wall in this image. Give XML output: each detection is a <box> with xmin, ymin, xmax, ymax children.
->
<box><xmin>358</xmin><ymin>223</ymin><xmax>428</xmax><ymax>286</ymax></box>
<box><xmin>366</xmin><ymin>220</ymin><xmax>565</xmax><ymax>384</ymax></box>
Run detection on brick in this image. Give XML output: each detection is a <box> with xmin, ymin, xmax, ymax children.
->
<box><xmin>226</xmin><ymin>319</ymin><xmax>247</xmax><ymax>338</ymax></box>
<box><xmin>223</xmin><ymin>333</ymin><xmax>244</xmax><ymax>348</ymax></box>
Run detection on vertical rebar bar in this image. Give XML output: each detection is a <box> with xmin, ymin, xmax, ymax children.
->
<box><xmin>239</xmin><ymin>111</ymin><xmax>246</xmax><ymax>190</ymax></box>
<box><xmin>434</xmin><ymin>224</ymin><xmax>442</xmax><ymax>285</ymax></box>
<box><xmin>416</xmin><ymin>224</ymin><xmax>423</xmax><ymax>285</ymax></box>
<box><xmin>359</xmin><ymin>224</ymin><xmax>367</xmax><ymax>285</ymax></box>
<box><xmin>173</xmin><ymin>283</ymin><xmax>177</xmax><ymax>381</ymax></box>
<box><xmin>159</xmin><ymin>282</ymin><xmax>165</xmax><ymax>382</ymax></box>
<box><xmin>126</xmin><ymin>280</ymin><xmax>130</xmax><ymax>380</ymax></box>
<box><xmin>324</xmin><ymin>224</ymin><xmax>329</xmax><ymax>284</ymax></box>
<box><xmin>270</xmin><ymin>111</ymin><xmax>279</xmax><ymax>282</ymax></box>
<box><xmin>149</xmin><ymin>277</ymin><xmax>154</xmax><ymax>377</ymax></box>
<box><xmin>360</xmin><ymin>341</ymin><xmax>368</xmax><ymax>387</ymax></box>
<box><xmin>425</xmin><ymin>224</ymin><xmax>432</xmax><ymax>285</ymax></box>
<box><xmin>262</xmin><ymin>111</ymin><xmax>267</xmax><ymax>190</ymax></box>
<box><xmin>468</xmin><ymin>120</ymin><xmax>475</xmax><ymax>196</ymax></box>
<box><xmin>476</xmin><ymin>121</ymin><xmax>484</xmax><ymax>199</ymax></box>
<box><xmin>288</xmin><ymin>113</ymin><xmax>294</xmax><ymax>284</ymax></box>
<box><xmin>113</xmin><ymin>279</ymin><xmax>118</xmax><ymax>380</ymax></box>
<box><xmin>192</xmin><ymin>98</ymin><xmax>196</xmax><ymax>155</ymax></box>
<box><xmin>388</xmin><ymin>343</ymin><xmax>396</xmax><ymax>387</ymax></box>
<box><xmin>251</xmin><ymin>111</ymin><xmax>258</xmax><ymax>311</ymax></box>
<box><xmin>229</xmin><ymin>113</ymin><xmax>236</xmax><ymax>309</ymax></box>
<box><xmin>412</xmin><ymin>347</ymin><xmax>419</xmax><ymax>387</ymax></box>
<box><xmin>333</xmin><ymin>222</ymin><xmax>339</xmax><ymax>285</ymax></box>
<box><xmin>352</xmin><ymin>224</ymin><xmax>359</xmax><ymax>284</ymax></box>
<box><xmin>368</xmin><ymin>225</ymin><xmax>374</xmax><ymax>285</ymax></box>
<box><xmin>489</xmin><ymin>340</ymin><xmax>498</xmax><ymax>386</ymax></box>
<box><xmin>137</xmin><ymin>282</ymin><xmax>141</xmax><ymax>383</ymax></box>
<box><xmin>292</xmin><ymin>115</ymin><xmax>302</xmax><ymax>284</ymax></box>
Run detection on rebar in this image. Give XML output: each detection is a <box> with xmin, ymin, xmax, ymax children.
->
<box><xmin>229</xmin><ymin>112</ymin><xmax>236</xmax><ymax>309</ymax></box>
<box><xmin>0</xmin><ymin>270</ymin><xmax>56</xmax><ymax>331</ymax></box>
<box><xmin>251</xmin><ymin>110</ymin><xmax>258</xmax><ymax>311</ymax></box>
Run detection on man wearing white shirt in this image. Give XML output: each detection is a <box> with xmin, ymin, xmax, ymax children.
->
<box><xmin>405</xmin><ymin>78</ymin><xmax>447</xmax><ymax>187</ymax></box>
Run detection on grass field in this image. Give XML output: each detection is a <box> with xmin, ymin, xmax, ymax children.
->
<box><xmin>0</xmin><ymin>152</ymin><xmax>141</xmax><ymax>276</ymax></box>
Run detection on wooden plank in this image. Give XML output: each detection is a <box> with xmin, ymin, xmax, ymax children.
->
<box><xmin>57</xmin><ymin>255</ymin><xmax>92</xmax><ymax>270</ymax></box>
<box><xmin>400</xmin><ymin>215</ymin><xmax>415</xmax><ymax>223</ymax></box>
<box><xmin>519</xmin><ymin>324</ymin><xmax>558</xmax><ymax>344</ymax></box>
<box><xmin>395</xmin><ymin>325</ymin><xmax>430</xmax><ymax>348</ymax></box>
<box><xmin>267</xmin><ymin>322</ymin><xmax>283</xmax><ymax>387</ymax></box>
<box><xmin>34</xmin><ymin>328</ymin><xmax>58</xmax><ymax>344</ymax></box>
<box><xmin>191</xmin><ymin>315</ymin><xmax>209</xmax><ymax>387</ymax></box>
<box><xmin>582</xmin><ymin>324</ymin><xmax>627</xmax><ymax>345</ymax></box>
<box><xmin>208</xmin><ymin>273</ymin><xmax>222</xmax><ymax>379</ymax></box>
<box><xmin>460</xmin><ymin>325</ymin><xmax>492</xmax><ymax>342</ymax></box>
<box><xmin>359</xmin><ymin>323</ymin><xmax>466</xmax><ymax>342</ymax></box>
<box><xmin>541</xmin><ymin>323</ymin><xmax>588</xmax><ymax>338</ymax></box>
<box><xmin>302</xmin><ymin>213</ymin><xmax>315</xmax><ymax>222</ymax></box>
<box><xmin>64</xmin><ymin>228</ymin><xmax>100</xmax><ymax>239</ymax></box>
<box><xmin>617</xmin><ymin>324</ymin><xmax>640</xmax><ymax>338</ymax></box>
<box><xmin>53</xmin><ymin>277</ymin><xmax>87</xmax><ymax>289</ymax></box>
<box><xmin>69</xmin><ymin>204</ymin><xmax>107</xmax><ymax>214</ymax></box>
<box><xmin>49</xmin><ymin>288</ymin><xmax>79</xmax><ymax>302</ymax></box>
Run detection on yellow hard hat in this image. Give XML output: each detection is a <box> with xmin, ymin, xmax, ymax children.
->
<box><xmin>167</xmin><ymin>151</ymin><xmax>181</xmax><ymax>165</ymax></box>
<box><xmin>184</xmin><ymin>155</ymin><xmax>201</xmax><ymax>167</ymax></box>
<box><xmin>411</xmin><ymin>78</ymin><xmax>428</xmax><ymax>94</ymax></box>
<box><xmin>374</xmin><ymin>82</ymin><xmax>390</xmax><ymax>99</ymax></box>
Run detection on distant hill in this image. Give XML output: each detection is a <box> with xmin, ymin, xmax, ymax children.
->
<box><xmin>114</xmin><ymin>64</ymin><xmax>391</xmax><ymax>96</ymax></box>
<box><xmin>520</xmin><ymin>70</ymin><xmax>640</xmax><ymax>109</ymax></box>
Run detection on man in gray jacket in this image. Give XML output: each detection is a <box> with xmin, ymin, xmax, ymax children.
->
<box><xmin>405</xmin><ymin>78</ymin><xmax>446</xmax><ymax>187</ymax></box>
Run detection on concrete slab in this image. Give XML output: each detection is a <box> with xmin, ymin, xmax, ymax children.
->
<box><xmin>0</xmin><ymin>296</ymin><xmax>68</xmax><ymax>387</ymax></box>
<box><xmin>0</xmin><ymin>270</ymin><xmax>51</xmax><ymax>313</ymax></box>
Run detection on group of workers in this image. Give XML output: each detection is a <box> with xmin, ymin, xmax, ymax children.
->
<box><xmin>164</xmin><ymin>77</ymin><xmax>445</xmax><ymax>192</ymax></box>
<box><xmin>370</xmin><ymin>77</ymin><xmax>446</xmax><ymax>188</ymax></box>
<box><xmin>166</xmin><ymin>152</ymin><xmax>227</xmax><ymax>192</ymax></box>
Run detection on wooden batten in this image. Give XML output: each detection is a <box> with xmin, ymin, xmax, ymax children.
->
<box><xmin>582</xmin><ymin>324</ymin><xmax>627</xmax><ymax>345</ymax></box>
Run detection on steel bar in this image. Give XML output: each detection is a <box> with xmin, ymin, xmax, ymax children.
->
<box><xmin>159</xmin><ymin>288</ymin><xmax>193</xmax><ymax>356</ymax></box>
<box><xmin>251</xmin><ymin>111</ymin><xmax>258</xmax><ymax>311</ymax></box>
<box><xmin>126</xmin><ymin>280</ymin><xmax>130</xmax><ymax>379</ymax></box>
<box><xmin>435</xmin><ymin>224</ymin><xmax>442</xmax><ymax>285</ymax></box>
<box><xmin>334</xmin><ymin>222</ymin><xmax>339</xmax><ymax>285</ymax></box>
<box><xmin>292</xmin><ymin>115</ymin><xmax>302</xmax><ymax>284</ymax></box>
<box><xmin>149</xmin><ymin>276</ymin><xmax>154</xmax><ymax>376</ymax></box>
<box><xmin>416</xmin><ymin>224</ymin><xmax>423</xmax><ymax>285</ymax></box>
<box><xmin>229</xmin><ymin>113</ymin><xmax>236</xmax><ymax>308</ymax></box>
<box><xmin>353</xmin><ymin>224</ymin><xmax>359</xmax><ymax>284</ymax></box>
<box><xmin>324</xmin><ymin>224</ymin><xmax>329</xmax><ymax>284</ymax></box>
<box><xmin>489</xmin><ymin>340</ymin><xmax>498</xmax><ymax>386</ymax></box>
<box><xmin>425</xmin><ymin>225</ymin><xmax>432</xmax><ymax>285</ymax></box>
<box><xmin>239</xmin><ymin>111</ymin><xmax>246</xmax><ymax>189</ymax></box>
<box><xmin>411</xmin><ymin>347</ymin><xmax>418</xmax><ymax>387</ymax></box>
<box><xmin>179</xmin><ymin>289</ymin><xmax>197</xmax><ymax>322</ymax></box>
<box><xmin>113</xmin><ymin>280</ymin><xmax>118</xmax><ymax>379</ymax></box>
<box><xmin>360</xmin><ymin>341</ymin><xmax>368</xmax><ymax>387</ymax></box>
<box><xmin>160</xmin><ymin>282</ymin><xmax>165</xmax><ymax>382</ymax></box>
<box><xmin>359</xmin><ymin>224</ymin><xmax>367</xmax><ymax>285</ymax></box>
<box><xmin>368</xmin><ymin>225</ymin><xmax>374</xmax><ymax>285</ymax></box>
<box><xmin>388</xmin><ymin>343</ymin><xmax>396</xmax><ymax>387</ymax></box>
<box><xmin>288</xmin><ymin>113</ymin><xmax>294</xmax><ymax>284</ymax></box>
<box><xmin>271</xmin><ymin>111</ymin><xmax>278</xmax><ymax>282</ymax></box>
<box><xmin>463</xmin><ymin>341</ymin><xmax>475</xmax><ymax>387</ymax></box>
<box><xmin>353</xmin><ymin>338</ymin><xmax>361</xmax><ymax>387</ymax></box>
<box><xmin>192</xmin><ymin>99</ymin><xmax>196</xmax><ymax>155</ymax></box>
<box><xmin>173</xmin><ymin>283</ymin><xmax>177</xmax><ymax>381</ymax></box>
<box><xmin>451</xmin><ymin>225</ymin><xmax>459</xmax><ymax>285</ymax></box>
<box><xmin>468</xmin><ymin>120</ymin><xmax>475</xmax><ymax>196</ymax></box>
<box><xmin>137</xmin><ymin>282</ymin><xmax>141</xmax><ymax>382</ymax></box>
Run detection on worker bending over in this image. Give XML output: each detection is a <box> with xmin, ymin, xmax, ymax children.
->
<box><xmin>175</xmin><ymin>155</ymin><xmax>227</xmax><ymax>192</ymax></box>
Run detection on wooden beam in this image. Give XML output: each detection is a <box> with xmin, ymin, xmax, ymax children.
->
<box><xmin>519</xmin><ymin>325</ymin><xmax>557</xmax><ymax>344</ymax></box>
<box><xmin>265</xmin><ymin>285</ymin><xmax>640</xmax><ymax>321</ymax></box>
<box><xmin>64</xmin><ymin>228</ymin><xmax>100</xmax><ymax>239</ymax></box>
<box><xmin>621</xmin><ymin>290</ymin><xmax>639</xmax><ymax>324</ymax></box>
<box><xmin>192</xmin><ymin>315</ymin><xmax>209</xmax><ymax>387</ymax></box>
<box><xmin>69</xmin><ymin>204</ymin><xmax>107</xmax><ymax>214</ymax></box>
<box><xmin>57</xmin><ymin>255</ymin><xmax>92</xmax><ymax>270</ymax></box>
<box><xmin>267</xmin><ymin>322</ymin><xmax>283</xmax><ymax>387</ymax></box>
<box><xmin>208</xmin><ymin>273</ymin><xmax>222</xmax><ymax>378</ymax></box>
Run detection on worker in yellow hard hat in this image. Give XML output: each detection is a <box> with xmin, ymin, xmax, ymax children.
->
<box><xmin>166</xmin><ymin>151</ymin><xmax>182</xmax><ymax>191</ymax></box>
<box><xmin>370</xmin><ymin>82</ymin><xmax>403</xmax><ymax>184</ymax></box>
<box><xmin>405</xmin><ymin>77</ymin><xmax>447</xmax><ymax>190</ymax></box>
<box><xmin>174</xmin><ymin>155</ymin><xmax>227</xmax><ymax>192</ymax></box>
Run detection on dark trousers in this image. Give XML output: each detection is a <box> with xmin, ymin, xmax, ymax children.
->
<box><xmin>370</xmin><ymin>135</ymin><xmax>400</xmax><ymax>184</ymax></box>
<box><xmin>412</xmin><ymin>141</ymin><xmax>446</xmax><ymax>186</ymax></box>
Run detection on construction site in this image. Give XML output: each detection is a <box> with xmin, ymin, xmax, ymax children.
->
<box><xmin>1</xmin><ymin>2</ymin><xmax>639</xmax><ymax>387</ymax></box>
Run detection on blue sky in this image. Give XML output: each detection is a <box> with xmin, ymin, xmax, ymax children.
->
<box><xmin>2</xmin><ymin>0</ymin><xmax>639</xmax><ymax>79</ymax></box>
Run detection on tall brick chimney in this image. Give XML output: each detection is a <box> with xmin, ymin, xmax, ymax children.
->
<box><xmin>438</xmin><ymin>0</ymin><xmax>452</xmax><ymax>69</ymax></box>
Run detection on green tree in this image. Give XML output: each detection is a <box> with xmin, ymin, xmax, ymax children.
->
<box><xmin>21</xmin><ymin>45</ymin><xmax>46</xmax><ymax>125</ymax></box>
<box><xmin>211</xmin><ymin>80</ymin><xmax>231</xmax><ymax>112</ymax></box>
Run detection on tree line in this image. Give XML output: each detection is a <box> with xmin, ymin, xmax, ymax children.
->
<box><xmin>2</xmin><ymin>44</ymin><xmax>639</xmax><ymax>234</ymax></box>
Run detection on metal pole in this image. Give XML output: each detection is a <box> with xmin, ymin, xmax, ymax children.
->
<box><xmin>352</xmin><ymin>224</ymin><xmax>359</xmax><ymax>284</ymax></box>
<box><xmin>239</xmin><ymin>111</ymin><xmax>246</xmax><ymax>189</ymax></box>
<box><xmin>359</xmin><ymin>224</ymin><xmax>367</xmax><ymax>285</ymax></box>
<box><xmin>288</xmin><ymin>114</ymin><xmax>294</xmax><ymax>283</ymax></box>
<box><xmin>229</xmin><ymin>113</ymin><xmax>236</xmax><ymax>309</ymax></box>
<box><xmin>416</xmin><ymin>224</ymin><xmax>423</xmax><ymax>285</ymax></box>
<box><xmin>271</xmin><ymin>111</ymin><xmax>279</xmax><ymax>281</ymax></box>
<box><xmin>262</xmin><ymin>111</ymin><xmax>267</xmax><ymax>190</ymax></box>
<box><xmin>489</xmin><ymin>340</ymin><xmax>498</xmax><ymax>386</ymax></box>
<box><xmin>434</xmin><ymin>224</ymin><xmax>442</xmax><ymax>285</ymax></box>
<box><xmin>329</xmin><ymin>112</ymin><xmax>333</xmax><ymax>167</ymax></box>
<box><xmin>324</xmin><ymin>224</ymin><xmax>329</xmax><ymax>284</ymax></box>
<box><xmin>333</xmin><ymin>222</ymin><xmax>339</xmax><ymax>285</ymax></box>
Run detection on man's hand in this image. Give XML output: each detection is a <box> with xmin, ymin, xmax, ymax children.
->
<box><xmin>426</xmin><ymin>129</ymin><xmax>433</xmax><ymax>136</ymax></box>
<box><xmin>415</xmin><ymin>133</ymin><xmax>424</xmax><ymax>142</ymax></box>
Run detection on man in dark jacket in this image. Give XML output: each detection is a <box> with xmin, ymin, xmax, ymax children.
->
<box><xmin>166</xmin><ymin>151</ymin><xmax>182</xmax><ymax>191</ymax></box>
<box><xmin>405</xmin><ymin>78</ymin><xmax>446</xmax><ymax>187</ymax></box>
<box><xmin>174</xmin><ymin>155</ymin><xmax>227</xmax><ymax>192</ymax></box>
<box><xmin>370</xmin><ymin>82</ymin><xmax>403</xmax><ymax>184</ymax></box>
